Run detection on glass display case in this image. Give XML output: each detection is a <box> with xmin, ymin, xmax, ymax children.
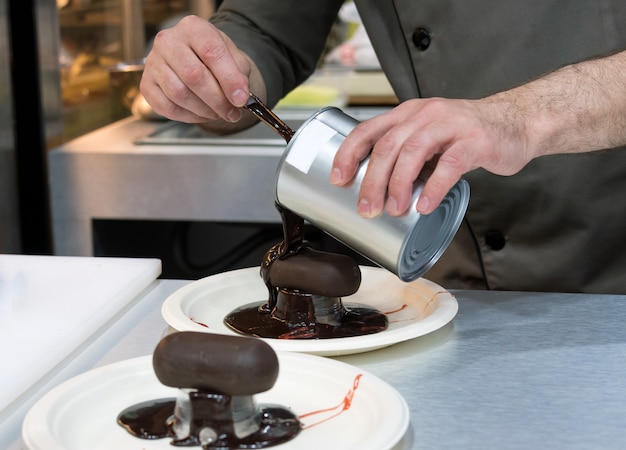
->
<box><xmin>57</xmin><ymin>0</ymin><xmax>215</xmax><ymax>140</ymax></box>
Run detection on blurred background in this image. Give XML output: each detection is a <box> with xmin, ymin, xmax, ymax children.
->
<box><xmin>1</xmin><ymin>0</ymin><xmax>395</xmax><ymax>278</ymax></box>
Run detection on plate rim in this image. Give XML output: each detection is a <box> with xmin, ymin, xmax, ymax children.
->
<box><xmin>162</xmin><ymin>266</ymin><xmax>458</xmax><ymax>356</ymax></box>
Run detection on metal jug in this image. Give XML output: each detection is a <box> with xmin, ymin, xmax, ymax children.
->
<box><xmin>274</xmin><ymin>107</ymin><xmax>470</xmax><ymax>282</ymax></box>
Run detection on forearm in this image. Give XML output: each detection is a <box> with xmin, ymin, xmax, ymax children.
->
<box><xmin>211</xmin><ymin>0</ymin><xmax>343</xmax><ymax>107</ymax></box>
<box><xmin>487</xmin><ymin>49</ymin><xmax>626</xmax><ymax>158</ymax></box>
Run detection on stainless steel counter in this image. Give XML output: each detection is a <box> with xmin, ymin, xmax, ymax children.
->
<box><xmin>48</xmin><ymin>117</ymin><xmax>285</xmax><ymax>256</ymax></box>
<box><xmin>49</xmin><ymin>108</ymin><xmax>390</xmax><ymax>257</ymax></box>
<box><xmin>2</xmin><ymin>280</ymin><xmax>625</xmax><ymax>449</ymax></box>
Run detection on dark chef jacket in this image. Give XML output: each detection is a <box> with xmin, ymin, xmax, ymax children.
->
<box><xmin>211</xmin><ymin>0</ymin><xmax>626</xmax><ymax>293</ymax></box>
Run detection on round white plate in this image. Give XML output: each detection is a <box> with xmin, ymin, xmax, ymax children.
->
<box><xmin>23</xmin><ymin>352</ymin><xmax>409</xmax><ymax>450</ymax></box>
<box><xmin>162</xmin><ymin>266</ymin><xmax>457</xmax><ymax>356</ymax></box>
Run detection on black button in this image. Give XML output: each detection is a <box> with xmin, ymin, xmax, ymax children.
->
<box><xmin>412</xmin><ymin>27</ymin><xmax>432</xmax><ymax>51</ymax></box>
<box><xmin>485</xmin><ymin>230</ymin><xmax>506</xmax><ymax>251</ymax></box>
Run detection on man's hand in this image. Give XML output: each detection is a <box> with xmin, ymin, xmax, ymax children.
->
<box><xmin>140</xmin><ymin>15</ymin><xmax>265</xmax><ymax>130</ymax></box>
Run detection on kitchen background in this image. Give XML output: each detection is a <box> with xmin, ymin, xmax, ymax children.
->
<box><xmin>1</xmin><ymin>0</ymin><xmax>394</xmax><ymax>278</ymax></box>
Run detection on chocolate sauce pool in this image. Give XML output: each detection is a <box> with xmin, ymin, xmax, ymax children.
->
<box><xmin>224</xmin><ymin>203</ymin><xmax>388</xmax><ymax>339</ymax></box>
<box><xmin>117</xmin><ymin>394</ymin><xmax>300</xmax><ymax>448</ymax></box>
<box><xmin>117</xmin><ymin>333</ymin><xmax>301</xmax><ymax>448</ymax></box>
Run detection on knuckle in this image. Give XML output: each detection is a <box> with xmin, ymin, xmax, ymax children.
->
<box><xmin>167</xmin><ymin>80</ymin><xmax>193</xmax><ymax>104</ymax></box>
<box><xmin>151</xmin><ymin>28</ymin><xmax>170</xmax><ymax>47</ymax></box>
<box><xmin>439</xmin><ymin>148</ymin><xmax>470</xmax><ymax>175</ymax></box>
<box><xmin>387</xmin><ymin>174</ymin><xmax>413</xmax><ymax>197</ymax></box>
<box><xmin>420</xmin><ymin>97</ymin><xmax>448</xmax><ymax>115</ymax></box>
<box><xmin>178</xmin><ymin>63</ymin><xmax>205</xmax><ymax>88</ymax></box>
<box><xmin>371</xmin><ymin>133</ymin><xmax>401</xmax><ymax>162</ymax></box>
<box><xmin>426</xmin><ymin>174</ymin><xmax>448</xmax><ymax>192</ymax></box>
<box><xmin>402</xmin><ymin>133</ymin><xmax>429</xmax><ymax>154</ymax></box>
<box><xmin>372</xmin><ymin>133</ymin><xmax>395</xmax><ymax>155</ymax></box>
<box><xmin>138</xmin><ymin>76</ymin><xmax>150</xmax><ymax>96</ymax></box>
<box><xmin>178</xmin><ymin>15</ymin><xmax>198</xmax><ymax>27</ymax></box>
<box><xmin>388</xmin><ymin>171</ymin><xmax>407</xmax><ymax>191</ymax></box>
<box><xmin>158</xmin><ymin>100</ymin><xmax>182</xmax><ymax>119</ymax></box>
<box><xmin>353</xmin><ymin>119</ymin><xmax>377</xmax><ymax>135</ymax></box>
<box><xmin>359</xmin><ymin>173</ymin><xmax>381</xmax><ymax>192</ymax></box>
<box><xmin>199</xmin><ymin>40</ymin><xmax>230</xmax><ymax>65</ymax></box>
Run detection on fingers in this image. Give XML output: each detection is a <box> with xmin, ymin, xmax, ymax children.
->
<box><xmin>331</xmin><ymin>118</ymin><xmax>381</xmax><ymax>186</ymax></box>
<box><xmin>383</xmin><ymin>125</ymin><xmax>434</xmax><ymax>215</ymax></box>
<box><xmin>331</xmin><ymin>112</ymin><xmax>404</xmax><ymax>218</ymax></box>
<box><xmin>141</xmin><ymin>54</ymin><xmax>220</xmax><ymax>123</ymax></box>
<box><xmin>198</xmin><ymin>28</ymin><xmax>251</xmax><ymax>108</ymax></box>
<box><xmin>331</xmin><ymin>99</ymin><xmax>480</xmax><ymax>218</ymax></box>
<box><xmin>361</xmin><ymin>120</ymin><xmax>422</xmax><ymax>217</ymax></box>
<box><xmin>140</xmin><ymin>15</ymin><xmax>250</xmax><ymax>123</ymax></box>
<box><xmin>332</xmin><ymin>105</ymin><xmax>438</xmax><ymax>218</ymax></box>
<box><xmin>416</xmin><ymin>147</ymin><xmax>468</xmax><ymax>214</ymax></box>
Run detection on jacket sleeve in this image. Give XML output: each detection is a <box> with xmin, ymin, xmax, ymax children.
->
<box><xmin>210</xmin><ymin>0</ymin><xmax>344</xmax><ymax>107</ymax></box>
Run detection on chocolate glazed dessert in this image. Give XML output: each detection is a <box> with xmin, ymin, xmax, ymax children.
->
<box><xmin>224</xmin><ymin>203</ymin><xmax>388</xmax><ymax>339</ymax></box>
<box><xmin>117</xmin><ymin>332</ymin><xmax>301</xmax><ymax>448</ymax></box>
<box><xmin>223</xmin><ymin>94</ymin><xmax>388</xmax><ymax>339</ymax></box>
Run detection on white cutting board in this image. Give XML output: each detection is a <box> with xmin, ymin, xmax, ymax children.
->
<box><xmin>0</xmin><ymin>254</ymin><xmax>161</xmax><ymax>414</ymax></box>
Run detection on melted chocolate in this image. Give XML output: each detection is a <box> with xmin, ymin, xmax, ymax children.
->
<box><xmin>153</xmin><ymin>332</ymin><xmax>278</xmax><ymax>395</ymax></box>
<box><xmin>269</xmin><ymin>246</ymin><xmax>361</xmax><ymax>297</ymax></box>
<box><xmin>118</xmin><ymin>398</ymin><xmax>174</xmax><ymax>440</ymax></box>
<box><xmin>224</xmin><ymin>297</ymin><xmax>388</xmax><ymax>339</ymax></box>
<box><xmin>118</xmin><ymin>332</ymin><xmax>301</xmax><ymax>448</ymax></box>
<box><xmin>117</xmin><ymin>97</ymin><xmax>384</xmax><ymax>446</ymax></box>
<box><xmin>118</xmin><ymin>393</ymin><xmax>300</xmax><ymax>448</ymax></box>
<box><xmin>224</xmin><ymin>203</ymin><xmax>388</xmax><ymax>339</ymax></box>
<box><xmin>244</xmin><ymin>93</ymin><xmax>295</xmax><ymax>142</ymax></box>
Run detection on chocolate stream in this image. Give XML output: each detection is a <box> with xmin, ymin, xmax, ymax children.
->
<box><xmin>244</xmin><ymin>93</ymin><xmax>295</xmax><ymax>142</ymax></box>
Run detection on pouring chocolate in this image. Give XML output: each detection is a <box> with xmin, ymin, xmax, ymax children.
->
<box><xmin>246</xmin><ymin>97</ymin><xmax>470</xmax><ymax>282</ymax></box>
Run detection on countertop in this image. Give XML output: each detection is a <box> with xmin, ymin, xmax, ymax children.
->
<box><xmin>48</xmin><ymin>108</ymin><xmax>391</xmax><ymax>257</ymax></box>
<box><xmin>2</xmin><ymin>279</ymin><xmax>625</xmax><ymax>449</ymax></box>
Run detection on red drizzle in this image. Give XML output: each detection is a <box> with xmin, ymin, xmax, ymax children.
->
<box><xmin>299</xmin><ymin>374</ymin><xmax>362</xmax><ymax>429</ymax></box>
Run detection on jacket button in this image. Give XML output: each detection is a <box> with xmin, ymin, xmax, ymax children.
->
<box><xmin>485</xmin><ymin>230</ymin><xmax>506</xmax><ymax>251</ymax></box>
<box><xmin>412</xmin><ymin>27</ymin><xmax>431</xmax><ymax>51</ymax></box>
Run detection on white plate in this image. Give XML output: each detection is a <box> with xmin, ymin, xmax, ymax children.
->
<box><xmin>162</xmin><ymin>266</ymin><xmax>457</xmax><ymax>356</ymax></box>
<box><xmin>23</xmin><ymin>352</ymin><xmax>409</xmax><ymax>450</ymax></box>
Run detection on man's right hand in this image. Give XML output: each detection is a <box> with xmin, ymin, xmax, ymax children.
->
<box><xmin>140</xmin><ymin>15</ymin><xmax>261</xmax><ymax>126</ymax></box>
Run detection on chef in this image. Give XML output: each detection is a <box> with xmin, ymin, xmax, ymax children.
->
<box><xmin>140</xmin><ymin>0</ymin><xmax>626</xmax><ymax>294</ymax></box>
